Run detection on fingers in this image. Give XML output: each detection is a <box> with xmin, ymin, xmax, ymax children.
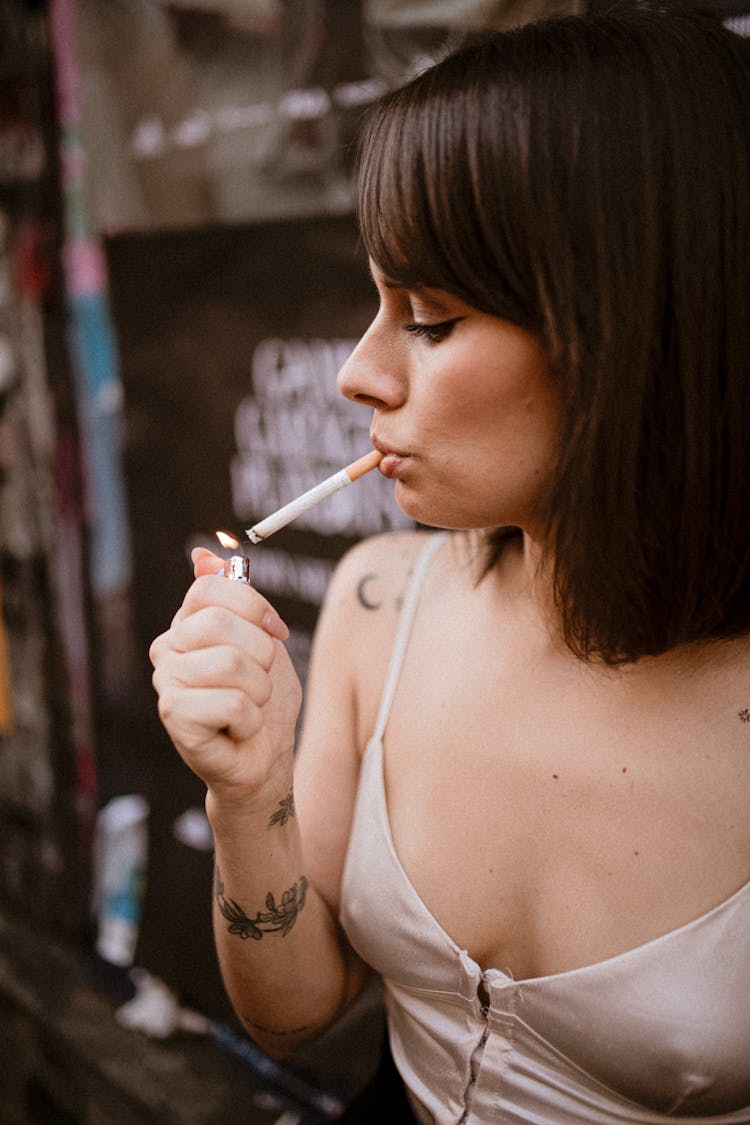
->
<box><xmin>156</xmin><ymin>681</ymin><xmax>266</xmax><ymax>747</ymax></box>
<box><xmin>150</xmin><ymin>553</ymin><xmax>301</xmax><ymax>794</ymax></box>
<box><xmin>156</xmin><ymin>641</ymin><xmax>274</xmax><ymax>700</ymax></box>
<box><xmin>149</xmin><ymin>601</ymin><xmax>278</xmax><ymax>688</ymax></box>
<box><xmin>167</xmin><ymin>567</ymin><xmax>289</xmax><ymax>642</ymax></box>
<box><xmin>189</xmin><ymin>549</ymin><xmax>290</xmax><ymax>640</ymax></box>
<box><xmin>174</xmin><ymin>604</ymin><xmax>276</xmax><ymax>664</ymax></box>
<box><xmin>150</xmin><ymin>623</ymin><xmax>276</xmax><ymax>753</ymax></box>
<box><xmin>149</xmin><ymin>570</ymin><xmax>288</xmax><ymax>735</ymax></box>
<box><xmin>192</xmin><ymin>547</ymin><xmax>224</xmax><ymax>578</ymax></box>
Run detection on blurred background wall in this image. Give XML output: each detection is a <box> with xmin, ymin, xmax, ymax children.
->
<box><xmin>0</xmin><ymin>2</ymin><xmax>748</xmax><ymax>1122</ymax></box>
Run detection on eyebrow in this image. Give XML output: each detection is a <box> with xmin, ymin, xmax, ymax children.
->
<box><xmin>367</xmin><ymin>260</ymin><xmax>420</xmax><ymax>293</ymax></box>
<box><xmin>377</xmin><ymin>273</ymin><xmax>455</xmax><ymax>314</ymax></box>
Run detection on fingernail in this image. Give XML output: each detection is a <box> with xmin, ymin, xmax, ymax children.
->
<box><xmin>262</xmin><ymin>610</ymin><xmax>290</xmax><ymax>641</ymax></box>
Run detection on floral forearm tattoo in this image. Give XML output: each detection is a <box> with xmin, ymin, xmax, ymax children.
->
<box><xmin>215</xmin><ymin>865</ymin><xmax>308</xmax><ymax>940</ymax></box>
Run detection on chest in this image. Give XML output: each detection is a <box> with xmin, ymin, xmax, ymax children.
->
<box><xmin>375</xmin><ymin>613</ymin><xmax>750</xmax><ymax>978</ymax></box>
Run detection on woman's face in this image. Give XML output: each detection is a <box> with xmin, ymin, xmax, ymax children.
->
<box><xmin>337</xmin><ymin>261</ymin><xmax>562</xmax><ymax>537</ymax></box>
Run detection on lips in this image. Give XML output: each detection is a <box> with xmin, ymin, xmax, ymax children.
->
<box><xmin>371</xmin><ymin>437</ymin><xmax>410</xmax><ymax>479</ymax></box>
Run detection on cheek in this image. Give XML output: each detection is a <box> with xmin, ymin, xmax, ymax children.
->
<box><xmin>458</xmin><ymin>387</ymin><xmax>562</xmax><ymax>504</ymax></box>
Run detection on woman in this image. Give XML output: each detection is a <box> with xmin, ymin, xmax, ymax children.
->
<box><xmin>150</xmin><ymin>9</ymin><xmax>750</xmax><ymax>1122</ymax></box>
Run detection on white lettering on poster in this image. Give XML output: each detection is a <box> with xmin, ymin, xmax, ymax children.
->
<box><xmin>230</xmin><ymin>337</ymin><xmax>410</xmax><ymax>541</ymax></box>
<box><xmin>247</xmin><ymin>546</ymin><xmax>334</xmax><ymax>605</ymax></box>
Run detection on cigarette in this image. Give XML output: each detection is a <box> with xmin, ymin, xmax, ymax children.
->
<box><xmin>245</xmin><ymin>449</ymin><xmax>384</xmax><ymax>544</ymax></box>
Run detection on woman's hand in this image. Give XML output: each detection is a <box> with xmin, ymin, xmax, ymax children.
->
<box><xmin>149</xmin><ymin>548</ymin><xmax>302</xmax><ymax>810</ymax></box>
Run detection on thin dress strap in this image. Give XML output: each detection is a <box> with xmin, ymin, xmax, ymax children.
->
<box><xmin>371</xmin><ymin>532</ymin><xmax>448</xmax><ymax>743</ymax></box>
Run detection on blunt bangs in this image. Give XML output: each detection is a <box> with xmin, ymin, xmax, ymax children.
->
<box><xmin>355</xmin><ymin>46</ymin><xmax>544</xmax><ymax>335</ymax></box>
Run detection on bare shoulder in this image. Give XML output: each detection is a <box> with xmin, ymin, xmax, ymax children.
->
<box><xmin>317</xmin><ymin>530</ymin><xmax>442</xmax><ymax>745</ymax></box>
<box><xmin>292</xmin><ymin>531</ymin><xmax>438</xmax><ymax>913</ymax></box>
<box><xmin>304</xmin><ymin>528</ymin><xmax>436</xmax><ymax>687</ymax></box>
<box><xmin>326</xmin><ymin>529</ymin><xmax>433</xmax><ymax>613</ymax></box>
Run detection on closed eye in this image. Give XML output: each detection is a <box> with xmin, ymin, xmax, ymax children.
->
<box><xmin>403</xmin><ymin>316</ymin><xmax>465</xmax><ymax>344</ymax></box>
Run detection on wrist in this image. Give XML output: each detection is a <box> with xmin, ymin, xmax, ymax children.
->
<box><xmin>204</xmin><ymin>768</ymin><xmax>295</xmax><ymax>836</ymax></box>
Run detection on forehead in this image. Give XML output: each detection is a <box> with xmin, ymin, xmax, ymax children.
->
<box><xmin>369</xmin><ymin>258</ymin><xmax>465</xmax><ymax>312</ymax></box>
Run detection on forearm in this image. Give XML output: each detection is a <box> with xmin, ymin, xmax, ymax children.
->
<box><xmin>208</xmin><ymin>785</ymin><xmax>364</xmax><ymax>1058</ymax></box>
<box><xmin>149</xmin><ymin>553</ymin><xmax>371</xmax><ymax>1056</ymax></box>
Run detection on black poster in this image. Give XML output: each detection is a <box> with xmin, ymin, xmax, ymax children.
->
<box><xmin>106</xmin><ymin>214</ymin><xmax>410</xmax><ymax>1017</ymax></box>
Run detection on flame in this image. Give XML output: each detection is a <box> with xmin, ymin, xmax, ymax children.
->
<box><xmin>216</xmin><ymin>530</ymin><xmax>239</xmax><ymax>550</ymax></box>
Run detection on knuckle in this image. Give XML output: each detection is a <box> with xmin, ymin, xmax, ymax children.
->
<box><xmin>207</xmin><ymin>644</ymin><xmax>240</xmax><ymax>679</ymax></box>
<box><xmin>183</xmin><ymin>576</ymin><xmax>225</xmax><ymax>616</ymax></box>
<box><xmin>224</xmin><ymin>691</ymin><xmax>249</xmax><ymax>728</ymax></box>
<box><xmin>256</xmin><ymin>674</ymin><xmax>273</xmax><ymax>707</ymax></box>
<box><xmin>243</xmin><ymin>703</ymin><xmax>264</xmax><ymax>740</ymax></box>
<box><xmin>156</xmin><ymin>692</ymin><xmax>174</xmax><ymax>725</ymax></box>
<box><xmin>201</xmin><ymin>604</ymin><xmax>235</xmax><ymax>632</ymax></box>
<box><xmin>151</xmin><ymin>663</ymin><xmax>169</xmax><ymax>698</ymax></box>
<box><xmin>223</xmin><ymin>646</ymin><xmax>245</xmax><ymax>678</ymax></box>
<box><xmin>254</xmin><ymin>630</ymin><xmax>276</xmax><ymax>669</ymax></box>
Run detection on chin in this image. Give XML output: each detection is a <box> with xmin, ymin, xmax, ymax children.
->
<box><xmin>393</xmin><ymin>483</ymin><xmax>486</xmax><ymax>532</ymax></box>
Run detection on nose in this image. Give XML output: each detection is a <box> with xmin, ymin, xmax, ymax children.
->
<box><xmin>337</xmin><ymin>318</ymin><xmax>406</xmax><ymax>410</ymax></box>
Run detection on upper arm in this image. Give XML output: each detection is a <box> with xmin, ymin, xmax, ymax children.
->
<box><xmin>292</xmin><ymin>530</ymin><xmax>428</xmax><ymax>915</ymax></box>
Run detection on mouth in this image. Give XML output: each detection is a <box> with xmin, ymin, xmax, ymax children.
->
<box><xmin>371</xmin><ymin>436</ymin><xmax>411</xmax><ymax>479</ymax></box>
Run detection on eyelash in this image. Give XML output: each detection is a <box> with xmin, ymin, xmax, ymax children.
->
<box><xmin>403</xmin><ymin>317</ymin><xmax>462</xmax><ymax>344</ymax></box>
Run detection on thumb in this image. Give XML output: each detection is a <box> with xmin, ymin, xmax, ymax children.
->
<box><xmin>191</xmin><ymin>547</ymin><xmax>225</xmax><ymax>578</ymax></box>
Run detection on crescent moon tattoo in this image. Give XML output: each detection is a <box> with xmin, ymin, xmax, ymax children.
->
<box><xmin>357</xmin><ymin>573</ymin><xmax>382</xmax><ymax>610</ymax></box>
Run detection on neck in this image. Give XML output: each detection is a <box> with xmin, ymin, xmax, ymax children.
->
<box><xmin>472</xmin><ymin>527</ymin><xmax>564</xmax><ymax>652</ymax></box>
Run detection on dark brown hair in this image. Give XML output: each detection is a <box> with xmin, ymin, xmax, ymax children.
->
<box><xmin>356</xmin><ymin>7</ymin><xmax>750</xmax><ymax>663</ymax></box>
